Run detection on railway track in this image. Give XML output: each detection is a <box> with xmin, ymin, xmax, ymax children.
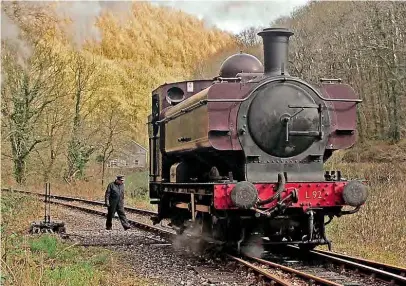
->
<box><xmin>2</xmin><ymin>188</ymin><xmax>157</xmax><ymax>216</ymax></box>
<box><xmin>241</xmin><ymin>254</ymin><xmax>343</xmax><ymax>286</ymax></box>
<box><xmin>313</xmin><ymin>249</ymin><xmax>406</xmax><ymax>278</ymax></box>
<box><xmin>307</xmin><ymin>247</ymin><xmax>406</xmax><ymax>285</ymax></box>
<box><xmin>3</xmin><ymin>188</ymin><xmax>406</xmax><ymax>286</ymax></box>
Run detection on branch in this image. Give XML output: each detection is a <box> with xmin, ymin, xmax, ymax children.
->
<box><xmin>20</xmin><ymin>138</ymin><xmax>48</xmax><ymax>159</ymax></box>
<box><xmin>1</xmin><ymin>152</ymin><xmax>14</xmax><ymax>159</ymax></box>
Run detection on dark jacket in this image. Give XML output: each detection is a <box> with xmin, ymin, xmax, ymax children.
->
<box><xmin>105</xmin><ymin>181</ymin><xmax>125</xmax><ymax>205</ymax></box>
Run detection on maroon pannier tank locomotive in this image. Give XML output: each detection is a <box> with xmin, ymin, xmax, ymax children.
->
<box><xmin>148</xmin><ymin>28</ymin><xmax>368</xmax><ymax>250</ymax></box>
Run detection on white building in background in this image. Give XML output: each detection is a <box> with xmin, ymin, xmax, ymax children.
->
<box><xmin>107</xmin><ymin>140</ymin><xmax>147</xmax><ymax>169</ymax></box>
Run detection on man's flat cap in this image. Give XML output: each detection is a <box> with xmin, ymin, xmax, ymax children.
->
<box><xmin>116</xmin><ymin>175</ymin><xmax>125</xmax><ymax>181</ymax></box>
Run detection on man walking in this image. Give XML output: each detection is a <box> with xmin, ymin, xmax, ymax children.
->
<box><xmin>105</xmin><ymin>175</ymin><xmax>131</xmax><ymax>230</ymax></box>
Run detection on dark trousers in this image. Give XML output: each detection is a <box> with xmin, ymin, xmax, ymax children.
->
<box><xmin>106</xmin><ymin>199</ymin><xmax>130</xmax><ymax>230</ymax></box>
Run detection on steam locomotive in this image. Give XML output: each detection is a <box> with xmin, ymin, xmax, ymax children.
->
<box><xmin>148</xmin><ymin>27</ymin><xmax>368</xmax><ymax>251</ymax></box>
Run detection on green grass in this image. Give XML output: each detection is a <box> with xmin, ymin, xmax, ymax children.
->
<box><xmin>45</xmin><ymin>261</ymin><xmax>96</xmax><ymax>286</ymax></box>
<box><xmin>30</xmin><ymin>235</ymin><xmax>58</xmax><ymax>257</ymax></box>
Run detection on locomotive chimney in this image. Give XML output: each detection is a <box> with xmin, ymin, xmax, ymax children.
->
<box><xmin>258</xmin><ymin>28</ymin><xmax>294</xmax><ymax>76</ymax></box>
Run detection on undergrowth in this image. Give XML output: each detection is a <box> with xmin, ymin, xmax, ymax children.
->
<box><xmin>342</xmin><ymin>139</ymin><xmax>406</xmax><ymax>163</ymax></box>
<box><xmin>0</xmin><ymin>192</ymin><xmax>151</xmax><ymax>285</ymax></box>
<box><xmin>322</xmin><ymin>152</ymin><xmax>406</xmax><ymax>267</ymax></box>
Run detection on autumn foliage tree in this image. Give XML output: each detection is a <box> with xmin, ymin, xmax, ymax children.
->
<box><xmin>1</xmin><ymin>1</ymin><xmax>235</xmax><ymax>185</ymax></box>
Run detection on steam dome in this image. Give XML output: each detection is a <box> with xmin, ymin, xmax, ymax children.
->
<box><xmin>219</xmin><ymin>53</ymin><xmax>264</xmax><ymax>78</ymax></box>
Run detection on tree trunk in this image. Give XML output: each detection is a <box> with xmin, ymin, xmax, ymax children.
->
<box><xmin>13</xmin><ymin>158</ymin><xmax>26</xmax><ymax>185</ymax></box>
<box><xmin>66</xmin><ymin>87</ymin><xmax>82</xmax><ymax>181</ymax></box>
<box><xmin>101</xmin><ymin>160</ymin><xmax>106</xmax><ymax>189</ymax></box>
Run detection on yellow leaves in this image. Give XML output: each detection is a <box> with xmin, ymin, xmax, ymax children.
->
<box><xmin>3</xmin><ymin>1</ymin><xmax>235</xmax><ymax>146</ymax></box>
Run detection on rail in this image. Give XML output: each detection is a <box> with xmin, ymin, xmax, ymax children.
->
<box><xmin>2</xmin><ymin>188</ymin><xmax>157</xmax><ymax>216</ymax></box>
<box><xmin>243</xmin><ymin>254</ymin><xmax>342</xmax><ymax>286</ymax></box>
<box><xmin>308</xmin><ymin>248</ymin><xmax>406</xmax><ymax>285</ymax></box>
<box><xmin>227</xmin><ymin>254</ymin><xmax>292</xmax><ymax>285</ymax></box>
<box><xmin>313</xmin><ymin>249</ymin><xmax>406</xmax><ymax>277</ymax></box>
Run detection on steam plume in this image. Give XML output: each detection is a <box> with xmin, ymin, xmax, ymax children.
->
<box><xmin>1</xmin><ymin>9</ymin><xmax>32</xmax><ymax>67</ymax></box>
<box><xmin>55</xmin><ymin>1</ymin><xmax>132</xmax><ymax>48</ymax></box>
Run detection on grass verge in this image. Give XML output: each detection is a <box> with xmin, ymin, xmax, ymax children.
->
<box><xmin>1</xmin><ymin>191</ymin><xmax>151</xmax><ymax>286</ymax></box>
<box><xmin>322</xmin><ymin>153</ymin><xmax>406</xmax><ymax>267</ymax></box>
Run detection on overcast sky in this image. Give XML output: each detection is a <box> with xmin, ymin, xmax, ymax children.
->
<box><xmin>149</xmin><ymin>0</ymin><xmax>309</xmax><ymax>34</ymax></box>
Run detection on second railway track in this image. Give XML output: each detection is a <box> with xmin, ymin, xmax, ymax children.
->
<box><xmin>3</xmin><ymin>188</ymin><xmax>406</xmax><ymax>286</ymax></box>
<box><xmin>3</xmin><ymin>188</ymin><xmax>157</xmax><ymax>216</ymax></box>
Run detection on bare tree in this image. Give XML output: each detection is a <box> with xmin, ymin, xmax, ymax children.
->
<box><xmin>236</xmin><ymin>26</ymin><xmax>262</xmax><ymax>47</ymax></box>
<box><xmin>33</xmin><ymin>92</ymin><xmax>72</xmax><ymax>182</ymax></box>
<box><xmin>94</xmin><ymin>102</ymin><xmax>127</xmax><ymax>188</ymax></box>
<box><xmin>273</xmin><ymin>1</ymin><xmax>406</xmax><ymax>142</ymax></box>
<box><xmin>64</xmin><ymin>51</ymin><xmax>100</xmax><ymax>182</ymax></box>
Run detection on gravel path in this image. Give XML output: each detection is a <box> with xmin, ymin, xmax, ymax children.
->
<box><xmin>51</xmin><ymin>205</ymin><xmax>260</xmax><ymax>286</ymax></box>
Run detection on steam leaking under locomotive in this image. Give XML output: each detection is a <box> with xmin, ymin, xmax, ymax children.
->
<box><xmin>148</xmin><ymin>27</ymin><xmax>368</xmax><ymax>251</ymax></box>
